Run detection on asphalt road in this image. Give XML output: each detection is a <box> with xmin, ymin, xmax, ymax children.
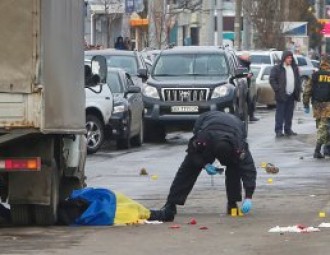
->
<box><xmin>0</xmin><ymin>104</ymin><xmax>330</xmax><ymax>255</ymax></box>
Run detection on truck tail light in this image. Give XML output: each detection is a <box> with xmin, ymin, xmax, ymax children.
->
<box><xmin>0</xmin><ymin>158</ymin><xmax>41</xmax><ymax>171</ymax></box>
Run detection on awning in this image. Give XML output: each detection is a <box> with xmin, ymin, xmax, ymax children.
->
<box><xmin>130</xmin><ymin>18</ymin><xmax>148</xmax><ymax>27</ymax></box>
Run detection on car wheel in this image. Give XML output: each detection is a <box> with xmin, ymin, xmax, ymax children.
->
<box><xmin>86</xmin><ymin>115</ymin><xmax>105</xmax><ymax>154</ymax></box>
<box><xmin>116</xmin><ymin>116</ymin><xmax>131</xmax><ymax>150</ymax></box>
<box><xmin>131</xmin><ymin>118</ymin><xmax>144</xmax><ymax>147</ymax></box>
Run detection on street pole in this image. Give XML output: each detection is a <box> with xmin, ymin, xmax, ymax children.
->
<box><xmin>217</xmin><ymin>0</ymin><xmax>223</xmax><ymax>46</ymax></box>
<box><xmin>209</xmin><ymin>0</ymin><xmax>215</xmax><ymax>45</ymax></box>
<box><xmin>234</xmin><ymin>0</ymin><xmax>242</xmax><ymax>50</ymax></box>
<box><xmin>315</xmin><ymin>0</ymin><xmax>321</xmax><ymax>19</ymax></box>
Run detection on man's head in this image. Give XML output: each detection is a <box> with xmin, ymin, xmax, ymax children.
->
<box><xmin>240</xmin><ymin>51</ymin><xmax>250</xmax><ymax>61</ymax></box>
<box><xmin>282</xmin><ymin>50</ymin><xmax>293</xmax><ymax>66</ymax></box>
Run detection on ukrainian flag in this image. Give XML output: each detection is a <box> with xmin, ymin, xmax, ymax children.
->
<box><xmin>69</xmin><ymin>188</ymin><xmax>151</xmax><ymax>226</ymax></box>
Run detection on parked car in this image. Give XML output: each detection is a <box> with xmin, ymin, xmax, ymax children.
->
<box><xmin>239</xmin><ymin>50</ymin><xmax>281</xmax><ymax>66</ymax></box>
<box><xmin>250</xmin><ymin>65</ymin><xmax>275</xmax><ymax>107</ymax></box>
<box><xmin>143</xmin><ymin>46</ymin><xmax>249</xmax><ymax>141</ymax></box>
<box><xmin>85</xmin><ymin>49</ymin><xmax>149</xmax><ymax>88</ymax></box>
<box><xmin>311</xmin><ymin>59</ymin><xmax>320</xmax><ymax>71</ymax></box>
<box><xmin>85</xmin><ymin>69</ymin><xmax>114</xmax><ymax>154</ymax></box>
<box><xmin>141</xmin><ymin>49</ymin><xmax>161</xmax><ymax>63</ymax></box>
<box><xmin>107</xmin><ymin>68</ymin><xmax>144</xmax><ymax>149</ymax></box>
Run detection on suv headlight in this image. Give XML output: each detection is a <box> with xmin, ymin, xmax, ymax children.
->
<box><xmin>211</xmin><ymin>85</ymin><xmax>229</xmax><ymax>98</ymax></box>
<box><xmin>113</xmin><ymin>104</ymin><xmax>126</xmax><ymax>114</ymax></box>
<box><xmin>142</xmin><ymin>84</ymin><xmax>159</xmax><ymax>99</ymax></box>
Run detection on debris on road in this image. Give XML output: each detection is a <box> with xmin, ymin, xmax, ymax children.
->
<box><xmin>139</xmin><ymin>168</ymin><xmax>148</xmax><ymax>176</ymax></box>
<box><xmin>267</xmin><ymin>178</ymin><xmax>273</xmax><ymax>184</ymax></box>
<box><xmin>318</xmin><ymin>222</ymin><xmax>330</xmax><ymax>228</ymax></box>
<box><xmin>169</xmin><ymin>224</ymin><xmax>181</xmax><ymax>229</ymax></box>
<box><xmin>265</xmin><ymin>163</ymin><xmax>279</xmax><ymax>174</ymax></box>
<box><xmin>145</xmin><ymin>220</ymin><xmax>163</xmax><ymax>224</ymax></box>
<box><xmin>199</xmin><ymin>226</ymin><xmax>208</xmax><ymax>230</ymax></box>
<box><xmin>268</xmin><ymin>225</ymin><xmax>320</xmax><ymax>233</ymax></box>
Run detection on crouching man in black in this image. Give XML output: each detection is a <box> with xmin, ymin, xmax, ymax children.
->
<box><xmin>148</xmin><ymin>111</ymin><xmax>257</xmax><ymax>221</ymax></box>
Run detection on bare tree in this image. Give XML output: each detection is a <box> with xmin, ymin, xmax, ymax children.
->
<box><xmin>243</xmin><ymin>0</ymin><xmax>285</xmax><ymax>49</ymax></box>
<box><xmin>171</xmin><ymin>0</ymin><xmax>203</xmax><ymax>12</ymax></box>
<box><xmin>99</xmin><ymin>0</ymin><xmax>123</xmax><ymax>47</ymax></box>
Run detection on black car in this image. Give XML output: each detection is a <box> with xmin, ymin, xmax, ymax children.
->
<box><xmin>107</xmin><ymin>68</ymin><xmax>144</xmax><ymax>149</ymax></box>
<box><xmin>142</xmin><ymin>46</ymin><xmax>249</xmax><ymax>141</ymax></box>
<box><xmin>85</xmin><ymin>49</ymin><xmax>149</xmax><ymax>88</ymax></box>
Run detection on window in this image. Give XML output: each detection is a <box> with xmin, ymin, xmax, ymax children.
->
<box><xmin>153</xmin><ymin>53</ymin><xmax>228</xmax><ymax>76</ymax></box>
<box><xmin>107</xmin><ymin>71</ymin><xmax>123</xmax><ymax>93</ymax></box>
<box><xmin>250</xmin><ymin>55</ymin><xmax>271</xmax><ymax>65</ymax></box>
<box><xmin>297</xmin><ymin>57</ymin><xmax>307</xmax><ymax>66</ymax></box>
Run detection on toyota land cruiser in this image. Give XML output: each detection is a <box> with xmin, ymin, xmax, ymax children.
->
<box><xmin>142</xmin><ymin>46</ymin><xmax>249</xmax><ymax>141</ymax></box>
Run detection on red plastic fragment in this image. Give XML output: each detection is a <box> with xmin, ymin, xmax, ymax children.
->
<box><xmin>188</xmin><ymin>218</ymin><xmax>197</xmax><ymax>225</ymax></box>
<box><xmin>199</xmin><ymin>226</ymin><xmax>208</xmax><ymax>230</ymax></box>
<box><xmin>297</xmin><ymin>224</ymin><xmax>307</xmax><ymax>230</ymax></box>
<box><xmin>169</xmin><ymin>224</ymin><xmax>181</xmax><ymax>229</ymax></box>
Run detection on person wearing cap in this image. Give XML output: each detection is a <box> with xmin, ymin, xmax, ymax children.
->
<box><xmin>269</xmin><ymin>50</ymin><xmax>301</xmax><ymax>138</ymax></box>
<box><xmin>148</xmin><ymin>111</ymin><xmax>257</xmax><ymax>222</ymax></box>
<box><xmin>303</xmin><ymin>55</ymin><xmax>330</xmax><ymax>158</ymax></box>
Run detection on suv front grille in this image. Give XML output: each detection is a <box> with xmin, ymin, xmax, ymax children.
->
<box><xmin>161</xmin><ymin>88</ymin><xmax>209</xmax><ymax>102</ymax></box>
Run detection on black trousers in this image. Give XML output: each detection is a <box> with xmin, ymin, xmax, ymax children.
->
<box><xmin>275</xmin><ymin>95</ymin><xmax>295</xmax><ymax>134</ymax></box>
<box><xmin>166</xmin><ymin>141</ymin><xmax>255</xmax><ymax>205</ymax></box>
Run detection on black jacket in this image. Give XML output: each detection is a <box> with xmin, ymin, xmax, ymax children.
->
<box><xmin>269</xmin><ymin>51</ymin><xmax>301</xmax><ymax>102</ymax></box>
<box><xmin>193</xmin><ymin>111</ymin><xmax>246</xmax><ymax>140</ymax></box>
<box><xmin>193</xmin><ymin>111</ymin><xmax>256</xmax><ymax>197</ymax></box>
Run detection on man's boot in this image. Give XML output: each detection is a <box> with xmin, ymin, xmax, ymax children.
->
<box><xmin>148</xmin><ymin>202</ymin><xmax>177</xmax><ymax>222</ymax></box>
<box><xmin>323</xmin><ymin>144</ymin><xmax>330</xmax><ymax>156</ymax></box>
<box><xmin>313</xmin><ymin>143</ymin><xmax>325</xmax><ymax>159</ymax></box>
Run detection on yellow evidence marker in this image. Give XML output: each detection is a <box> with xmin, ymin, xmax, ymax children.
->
<box><xmin>319</xmin><ymin>211</ymin><xmax>326</xmax><ymax>218</ymax></box>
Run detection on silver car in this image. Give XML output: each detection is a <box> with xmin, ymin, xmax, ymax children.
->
<box><xmin>251</xmin><ymin>65</ymin><xmax>275</xmax><ymax>107</ymax></box>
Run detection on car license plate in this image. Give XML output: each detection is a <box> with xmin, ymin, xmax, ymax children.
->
<box><xmin>171</xmin><ymin>106</ymin><xmax>199</xmax><ymax>113</ymax></box>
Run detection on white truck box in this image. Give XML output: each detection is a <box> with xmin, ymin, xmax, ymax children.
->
<box><xmin>0</xmin><ymin>0</ymin><xmax>85</xmax><ymax>134</ymax></box>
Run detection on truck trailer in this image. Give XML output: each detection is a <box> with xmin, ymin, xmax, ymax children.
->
<box><xmin>0</xmin><ymin>0</ymin><xmax>87</xmax><ymax>225</ymax></box>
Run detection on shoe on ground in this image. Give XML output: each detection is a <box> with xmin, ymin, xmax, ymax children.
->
<box><xmin>148</xmin><ymin>203</ymin><xmax>176</xmax><ymax>222</ymax></box>
<box><xmin>313</xmin><ymin>151</ymin><xmax>325</xmax><ymax>159</ymax></box>
<box><xmin>275</xmin><ymin>132</ymin><xmax>284</xmax><ymax>138</ymax></box>
<box><xmin>285</xmin><ymin>130</ymin><xmax>297</xmax><ymax>136</ymax></box>
<box><xmin>227</xmin><ymin>202</ymin><xmax>238</xmax><ymax>215</ymax></box>
<box><xmin>249</xmin><ymin>116</ymin><xmax>259</xmax><ymax>122</ymax></box>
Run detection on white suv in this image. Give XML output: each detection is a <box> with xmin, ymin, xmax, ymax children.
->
<box><xmin>85</xmin><ymin>85</ymin><xmax>113</xmax><ymax>154</ymax></box>
<box><xmin>237</xmin><ymin>50</ymin><xmax>280</xmax><ymax>66</ymax></box>
<box><xmin>85</xmin><ymin>59</ymin><xmax>114</xmax><ymax>154</ymax></box>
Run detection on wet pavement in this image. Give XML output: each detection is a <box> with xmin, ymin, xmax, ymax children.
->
<box><xmin>0</xmin><ymin>105</ymin><xmax>330</xmax><ymax>255</ymax></box>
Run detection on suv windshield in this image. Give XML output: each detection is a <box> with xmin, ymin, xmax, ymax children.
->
<box><xmin>153</xmin><ymin>54</ymin><xmax>228</xmax><ymax>76</ymax></box>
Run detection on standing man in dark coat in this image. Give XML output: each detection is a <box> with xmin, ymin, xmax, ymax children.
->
<box><xmin>148</xmin><ymin>111</ymin><xmax>257</xmax><ymax>222</ymax></box>
<box><xmin>269</xmin><ymin>51</ymin><xmax>301</xmax><ymax>138</ymax></box>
